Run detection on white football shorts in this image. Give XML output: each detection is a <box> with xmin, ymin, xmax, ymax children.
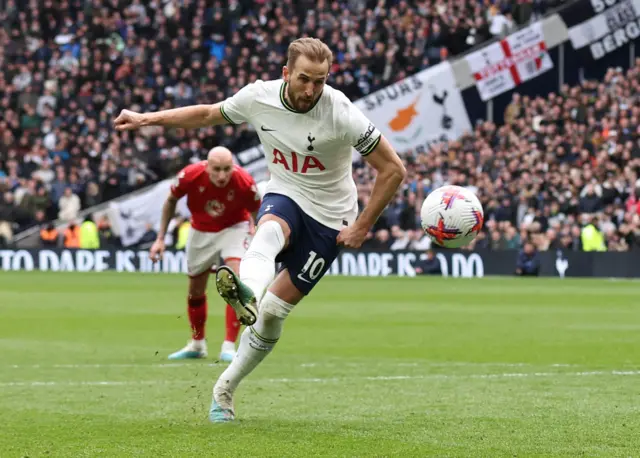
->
<box><xmin>185</xmin><ymin>221</ymin><xmax>250</xmax><ymax>277</ymax></box>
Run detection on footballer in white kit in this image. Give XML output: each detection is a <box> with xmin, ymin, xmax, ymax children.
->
<box><xmin>218</xmin><ymin>78</ymin><xmax>381</xmax><ymax>295</ymax></box>
<box><xmin>113</xmin><ymin>37</ymin><xmax>406</xmax><ymax>423</ymax></box>
<box><xmin>221</xmin><ymin>77</ymin><xmax>380</xmax><ymax>233</ymax></box>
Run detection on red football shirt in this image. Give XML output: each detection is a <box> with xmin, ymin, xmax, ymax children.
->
<box><xmin>170</xmin><ymin>162</ymin><xmax>261</xmax><ymax>232</ymax></box>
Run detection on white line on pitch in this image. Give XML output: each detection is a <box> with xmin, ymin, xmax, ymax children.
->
<box><xmin>0</xmin><ymin>380</ymin><xmax>155</xmax><ymax>387</ymax></box>
<box><xmin>4</xmin><ymin>361</ymin><xmax>571</xmax><ymax>370</ymax></box>
<box><xmin>5</xmin><ymin>363</ymin><xmax>213</xmax><ymax>369</ymax></box>
<box><xmin>2</xmin><ymin>370</ymin><xmax>640</xmax><ymax>387</ymax></box>
<box><xmin>264</xmin><ymin>370</ymin><xmax>640</xmax><ymax>383</ymax></box>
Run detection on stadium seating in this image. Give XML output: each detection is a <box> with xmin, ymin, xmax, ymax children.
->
<box><xmin>369</xmin><ymin>61</ymin><xmax>640</xmax><ymax>252</ymax></box>
<box><xmin>1</xmin><ymin>0</ymin><xmax>637</xmax><ymax>253</ymax></box>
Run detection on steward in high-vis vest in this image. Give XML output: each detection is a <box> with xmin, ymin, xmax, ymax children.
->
<box><xmin>64</xmin><ymin>223</ymin><xmax>81</xmax><ymax>248</ymax></box>
<box><xmin>80</xmin><ymin>215</ymin><xmax>100</xmax><ymax>249</ymax></box>
<box><xmin>176</xmin><ymin>220</ymin><xmax>191</xmax><ymax>250</ymax></box>
<box><xmin>40</xmin><ymin>224</ymin><xmax>59</xmax><ymax>246</ymax></box>
<box><xmin>581</xmin><ymin>218</ymin><xmax>606</xmax><ymax>252</ymax></box>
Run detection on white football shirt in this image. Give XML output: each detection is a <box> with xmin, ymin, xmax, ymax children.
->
<box><xmin>220</xmin><ymin>79</ymin><xmax>381</xmax><ymax>231</ymax></box>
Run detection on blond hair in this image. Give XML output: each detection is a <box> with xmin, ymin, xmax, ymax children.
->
<box><xmin>287</xmin><ymin>37</ymin><xmax>333</xmax><ymax>70</ymax></box>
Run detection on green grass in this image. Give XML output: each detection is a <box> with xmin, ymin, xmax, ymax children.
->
<box><xmin>1</xmin><ymin>272</ymin><xmax>639</xmax><ymax>457</ymax></box>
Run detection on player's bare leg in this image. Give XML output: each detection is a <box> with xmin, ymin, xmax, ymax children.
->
<box><xmin>210</xmin><ymin>269</ymin><xmax>303</xmax><ymax>423</ymax></box>
<box><xmin>168</xmin><ymin>271</ymin><xmax>210</xmax><ymax>360</ymax></box>
<box><xmin>220</xmin><ymin>258</ymin><xmax>242</xmax><ymax>363</ymax></box>
<box><xmin>215</xmin><ymin>215</ymin><xmax>288</xmax><ymax>326</ymax></box>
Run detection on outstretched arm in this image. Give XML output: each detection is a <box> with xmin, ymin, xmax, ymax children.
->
<box><xmin>114</xmin><ymin>103</ymin><xmax>227</xmax><ymax>131</ymax></box>
<box><xmin>114</xmin><ymin>82</ymin><xmax>260</xmax><ymax>131</ymax></box>
<box><xmin>337</xmin><ymin>136</ymin><xmax>406</xmax><ymax>248</ymax></box>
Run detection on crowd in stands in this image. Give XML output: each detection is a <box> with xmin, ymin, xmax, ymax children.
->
<box><xmin>0</xmin><ymin>0</ymin><xmax>528</xmax><ymax>239</ymax></box>
<box><xmin>364</xmin><ymin>62</ymin><xmax>640</xmax><ymax>253</ymax></box>
<box><xmin>2</xmin><ymin>0</ymin><xmax>637</xmax><ymax>255</ymax></box>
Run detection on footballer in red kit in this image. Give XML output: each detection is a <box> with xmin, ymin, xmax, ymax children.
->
<box><xmin>150</xmin><ymin>146</ymin><xmax>261</xmax><ymax>362</ymax></box>
<box><xmin>171</xmin><ymin>163</ymin><xmax>259</xmax><ymax>233</ymax></box>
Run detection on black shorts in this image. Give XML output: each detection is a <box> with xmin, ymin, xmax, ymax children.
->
<box><xmin>256</xmin><ymin>193</ymin><xmax>342</xmax><ymax>295</ymax></box>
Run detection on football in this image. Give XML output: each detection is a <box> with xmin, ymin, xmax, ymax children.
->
<box><xmin>420</xmin><ymin>185</ymin><xmax>484</xmax><ymax>248</ymax></box>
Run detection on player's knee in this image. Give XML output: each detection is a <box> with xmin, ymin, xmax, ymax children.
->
<box><xmin>188</xmin><ymin>281</ymin><xmax>207</xmax><ymax>297</ymax></box>
<box><xmin>256</xmin><ymin>219</ymin><xmax>288</xmax><ymax>248</ymax></box>
<box><xmin>245</xmin><ymin>220</ymin><xmax>286</xmax><ymax>258</ymax></box>
<box><xmin>188</xmin><ymin>294</ymin><xmax>206</xmax><ymax>307</ymax></box>
<box><xmin>260</xmin><ymin>291</ymin><xmax>295</xmax><ymax>319</ymax></box>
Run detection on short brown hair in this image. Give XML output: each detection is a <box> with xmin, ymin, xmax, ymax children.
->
<box><xmin>287</xmin><ymin>37</ymin><xmax>333</xmax><ymax>70</ymax></box>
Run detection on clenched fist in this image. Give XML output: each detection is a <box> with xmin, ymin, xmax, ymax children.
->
<box><xmin>114</xmin><ymin>109</ymin><xmax>144</xmax><ymax>131</ymax></box>
<box><xmin>337</xmin><ymin>224</ymin><xmax>368</xmax><ymax>249</ymax></box>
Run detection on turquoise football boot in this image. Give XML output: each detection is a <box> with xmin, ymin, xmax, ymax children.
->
<box><xmin>209</xmin><ymin>400</ymin><xmax>235</xmax><ymax>423</ymax></box>
<box><xmin>168</xmin><ymin>340</ymin><xmax>208</xmax><ymax>360</ymax></box>
<box><xmin>209</xmin><ymin>387</ymin><xmax>235</xmax><ymax>423</ymax></box>
<box><xmin>219</xmin><ymin>340</ymin><xmax>236</xmax><ymax>363</ymax></box>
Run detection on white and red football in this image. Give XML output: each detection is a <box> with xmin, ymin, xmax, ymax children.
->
<box><xmin>420</xmin><ymin>185</ymin><xmax>484</xmax><ymax>249</ymax></box>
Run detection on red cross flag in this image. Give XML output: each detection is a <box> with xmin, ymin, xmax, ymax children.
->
<box><xmin>465</xmin><ymin>22</ymin><xmax>554</xmax><ymax>102</ymax></box>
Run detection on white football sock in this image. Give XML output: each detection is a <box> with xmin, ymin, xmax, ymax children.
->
<box><xmin>220</xmin><ymin>340</ymin><xmax>236</xmax><ymax>353</ymax></box>
<box><xmin>240</xmin><ymin>220</ymin><xmax>286</xmax><ymax>304</ymax></box>
<box><xmin>213</xmin><ymin>292</ymin><xmax>295</xmax><ymax>398</ymax></box>
<box><xmin>190</xmin><ymin>339</ymin><xmax>206</xmax><ymax>351</ymax></box>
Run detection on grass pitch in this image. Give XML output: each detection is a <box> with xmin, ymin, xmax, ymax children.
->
<box><xmin>1</xmin><ymin>272</ymin><xmax>639</xmax><ymax>457</ymax></box>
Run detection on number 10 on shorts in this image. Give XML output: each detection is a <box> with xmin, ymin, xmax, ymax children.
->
<box><xmin>298</xmin><ymin>251</ymin><xmax>326</xmax><ymax>283</ymax></box>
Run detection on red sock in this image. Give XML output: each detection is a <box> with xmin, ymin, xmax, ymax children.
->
<box><xmin>225</xmin><ymin>304</ymin><xmax>241</xmax><ymax>343</ymax></box>
<box><xmin>187</xmin><ymin>295</ymin><xmax>207</xmax><ymax>340</ymax></box>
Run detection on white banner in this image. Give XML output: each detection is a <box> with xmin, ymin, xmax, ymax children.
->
<box><xmin>465</xmin><ymin>22</ymin><xmax>554</xmax><ymax>101</ymax></box>
<box><xmin>233</xmin><ymin>144</ymin><xmax>269</xmax><ymax>182</ymax></box>
<box><xmin>107</xmin><ymin>179</ymin><xmax>190</xmax><ymax>247</ymax></box>
<box><xmin>565</xmin><ymin>0</ymin><xmax>640</xmax><ymax>60</ymax></box>
<box><xmin>354</xmin><ymin>62</ymin><xmax>472</xmax><ymax>155</ymax></box>
<box><xmin>0</xmin><ymin>248</ymin><xmax>485</xmax><ymax>278</ymax></box>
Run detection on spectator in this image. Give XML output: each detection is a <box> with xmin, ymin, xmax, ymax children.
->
<box><xmin>489</xmin><ymin>229</ymin><xmax>506</xmax><ymax>250</ymax></box>
<box><xmin>84</xmin><ymin>182</ymin><xmax>102</xmax><ymax>208</ymax></box>
<box><xmin>97</xmin><ymin>216</ymin><xmax>118</xmax><ymax>248</ymax></box>
<box><xmin>58</xmin><ymin>187</ymin><xmax>81</xmax><ymax>222</ymax></box>
<box><xmin>367</xmin><ymin>229</ymin><xmax>393</xmax><ymax>251</ymax></box>
<box><xmin>504</xmin><ymin>94</ymin><xmax>522</xmax><ymax>125</ymax></box>
<box><xmin>503</xmin><ymin>225</ymin><xmax>521</xmax><ymax>249</ymax></box>
<box><xmin>515</xmin><ymin>242</ymin><xmax>540</xmax><ymax>276</ymax></box>
<box><xmin>390</xmin><ymin>226</ymin><xmax>411</xmax><ymax>250</ymax></box>
<box><xmin>0</xmin><ymin>195</ymin><xmax>14</xmax><ymax>246</ymax></box>
<box><xmin>136</xmin><ymin>222</ymin><xmax>158</xmax><ymax>249</ymax></box>
<box><xmin>409</xmin><ymin>229</ymin><xmax>432</xmax><ymax>250</ymax></box>
<box><xmin>579</xmin><ymin>183</ymin><xmax>603</xmax><ymax>214</ymax></box>
<box><xmin>415</xmin><ymin>249</ymin><xmax>442</xmax><ymax>275</ymax></box>
<box><xmin>0</xmin><ymin>192</ymin><xmax>31</xmax><ymax>242</ymax></box>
